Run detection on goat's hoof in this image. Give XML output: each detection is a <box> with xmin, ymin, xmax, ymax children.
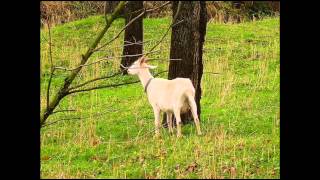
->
<box><xmin>177</xmin><ymin>134</ymin><xmax>183</xmax><ymax>138</ymax></box>
<box><xmin>197</xmin><ymin>132</ymin><xmax>203</xmax><ymax>136</ymax></box>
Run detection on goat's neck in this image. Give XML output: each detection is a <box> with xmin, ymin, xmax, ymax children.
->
<box><xmin>137</xmin><ymin>69</ymin><xmax>154</xmax><ymax>90</ymax></box>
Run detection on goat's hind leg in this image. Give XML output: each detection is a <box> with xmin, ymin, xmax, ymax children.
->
<box><xmin>173</xmin><ymin>109</ymin><xmax>182</xmax><ymax>138</ymax></box>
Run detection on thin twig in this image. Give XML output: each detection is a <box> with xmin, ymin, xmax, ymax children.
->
<box><xmin>41</xmin><ymin>35</ymin><xmax>65</xmax><ymax>52</ymax></box>
<box><xmin>94</xmin><ymin>1</ymin><xmax>172</xmax><ymax>52</ymax></box>
<box><xmin>203</xmin><ymin>72</ymin><xmax>221</xmax><ymax>75</ymax></box>
<box><xmin>67</xmin><ymin>80</ymin><xmax>140</xmax><ymax>95</ymax></box>
<box><xmin>67</xmin><ymin>70</ymin><xmax>168</xmax><ymax>95</ymax></box>
<box><xmin>42</xmin><ymin>107</ymin><xmax>118</xmax><ymax>128</ymax></box>
<box><xmin>52</xmin><ymin>109</ymin><xmax>76</xmax><ymax>114</ymax></box>
<box><xmin>144</xmin><ymin>58</ymin><xmax>182</xmax><ymax>62</ymax></box>
<box><xmin>94</xmin><ymin>39</ymin><xmax>154</xmax><ymax>52</ymax></box>
<box><xmin>46</xmin><ymin>22</ymin><xmax>54</xmax><ymax>110</ymax></box>
<box><xmin>148</xmin><ymin>19</ymin><xmax>185</xmax><ymax>53</ymax></box>
<box><xmin>148</xmin><ymin>1</ymin><xmax>184</xmax><ymax>53</ymax></box>
<box><xmin>42</xmin><ymin>117</ymin><xmax>81</xmax><ymax>127</ymax></box>
<box><xmin>68</xmin><ymin>71</ymin><xmax>123</xmax><ymax>91</ymax></box>
<box><xmin>104</xmin><ymin>1</ymin><xmax>108</xmax><ymax>21</ymax></box>
<box><xmin>127</xmin><ymin>1</ymin><xmax>171</xmax><ymax>18</ymax></box>
<box><xmin>173</xmin><ymin>1</ymin><xmax>182</xmax><ymax>22</ymax></box>
<box><xmin>47</xmin><ymin>19</ymin><xmax>53</xmax><ymax>68</ymax></box>
<box><xmin>53</xmin><ymin>49</ymin><xmax>161</xmax><ymax>72</ymax></box>
<box><xmin>146</xmin><ymin>1</ymin><xmax>171</xmax><ymax>13</ymax></box>
<box><xmin>94</xmin><ymin>9</ymin><xmax>146</xmax><ymax>52</ymax></box>
<box><xmin>127</xmin><ymin>1</ymin><xmax>171</xmax><ymax>17</ymax></box>
<box><xmin>45</xmin><ymin>107</ymin><xmax>115</xmax><ymax>127</ymax></box>
<box><xmin>40</xmin><ymin>1</ymin><xmax>128</xmax><ymax>127</ymax></box>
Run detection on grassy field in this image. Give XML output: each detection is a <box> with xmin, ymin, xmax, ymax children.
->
<box><xmin>40</xmin><ymin>16</ymin><xmax>280</xmax><ymax>179</ymax></box>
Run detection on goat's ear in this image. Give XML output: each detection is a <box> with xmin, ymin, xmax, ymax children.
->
<box><xmin>139</xmin><ymin>56</ymin><xmax>148</xmax><ymax>65</ymax></box>
<box><xmin>144</xmin><ymin>56</ymin><xmax>149</xmax><ymax>63</ymax></box>
<box><xmin>146</xmin><ymin>65</ymin><xmax>157</xmax><ymax>69</ymax></box>
<box><xmin>137</xmin><ymin>56</ymin><xmax>144</xmax><ymax>64</ymax></box>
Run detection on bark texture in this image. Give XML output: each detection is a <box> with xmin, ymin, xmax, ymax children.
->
<box><xmin>166</xmin><ymin>1</ymin><xmax>207</xmax><ymax>124</ymax></box>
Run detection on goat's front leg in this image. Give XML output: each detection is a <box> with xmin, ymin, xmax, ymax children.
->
<box><xmin>166</xmin><ymin>112</ymin><xmax>173</xmax><ymax>134</ymax></box>
<box><xmin>153</xmin><ymin>107</ymin><xmax>161</xmax><ymax>137</ymax></box>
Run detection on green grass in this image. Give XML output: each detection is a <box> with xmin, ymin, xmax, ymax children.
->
<box><xmin>40</xmin><ymin>16</ymin><xmax>279</xmax><ymax>179</ymax></box>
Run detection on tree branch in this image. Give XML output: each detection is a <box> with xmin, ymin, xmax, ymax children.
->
<box><xmin>52</xmin><ymin>109</ymin><xmax>76</xmax><ymax>114</ymax></box>
<box><xmin>147</xmin><ymin>58</ymin><xmax>182</xmax><ymax>62</ymax></box>
<box><xmin>40</xmin><ymin>1</ymin><xmax>176</xmax><ymax>128</ymax></box>
<box><xmin>42</xmin><ymin>117</ymin><xmax>81</xmax><ymax>127</ymax></box>
<box><xmin>127</xmin><ymin>1</ymin><xmax>171</xmax><ymax>16</ymax></box>
<box><xmin>173</xmin><ymin>1</ymin><xmax>182</xmax><ymax>22</ymax></box>
<box><xmin>67</xmin><ymin>80</ymin><xmax>141</xmax><ymax>95</ymax></box>
<box><xmin>42</xmin><ymin>106</ymin><xmax>118</xmax><ymax>127</ymax></box>
<box><xmin>94</xmin><ymin>9</ymin><xmax>146</xmax><ymax>52</ymax></box>
<box><xmin>68</xmin><ymin>70</ymin><xmax>124</xmax><ymax>91</ymax></box>
<box><xmin>148</xmin><ymin>1</ymin><xmax>183</xmax><ymax>52</ymax></box>
<box><xmin>146</xmin><ymin>1</ymin><xmax>171</xmax><ymax>13</ymax></box>
<box><xmin>148</xmin><ymin>18</ymin><xmax>185</xmax><ymax>53</ymax></box>
<box><xmin>94</xmin><ymin>1</ymin><xmax>172</xmax><ymax>52</ymax></box>
<box><xmin>46</xmin><ymin>21</ymin><xmax>54</xmax><ymax>110</ymax></box>
<box><xmin>67</xmin><ymin>70</ymin><xmax>168</xmax><ymax>95</ymax></box>
<box><xmin>53</xmin><ymin>49</ymin><xmax>161</xmax><ymax>72</ymax></box>
<box><xmin>40</xmin><ymin>1</ymin><xmax>127</xmax><ymax>127</ymax></box>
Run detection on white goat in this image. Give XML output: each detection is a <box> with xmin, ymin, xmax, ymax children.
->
<box><xmin>127</xmin><ymin>56</ymin><xmax>202</xmax><ymax>137</ymax></box>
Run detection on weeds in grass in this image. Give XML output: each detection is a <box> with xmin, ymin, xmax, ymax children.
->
<box><xmin>40</xmin><ymin>16</ymin><xmax>279</xmax><ymax>178</ymax></box>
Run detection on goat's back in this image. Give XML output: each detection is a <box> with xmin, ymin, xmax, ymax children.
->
<box><xmin>147</xmin><ymin>77</ymin><xmax>195</xmax><ymax>112</ymax></box>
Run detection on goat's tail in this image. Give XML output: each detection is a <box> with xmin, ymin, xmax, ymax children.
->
<box><xmin>185</xmin><ymin>90</ymin><xmax>202</xmax><ymax>135</ymax></box>
<box><xmin>185</xmin><ymin>90</ymin><xmax>197</xmax><ymax>119</ymax></box>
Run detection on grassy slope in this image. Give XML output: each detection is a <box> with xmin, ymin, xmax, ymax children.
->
<box><xmin>40</xmin><ymin>16</ymin><xmax>279</xmax><ymax>179</ymax></box>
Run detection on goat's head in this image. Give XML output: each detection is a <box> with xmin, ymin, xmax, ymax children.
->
<box><xmin>127</xmin><ymin>56</ymin><xmax>157</xmax><ymax>75</ymax></box>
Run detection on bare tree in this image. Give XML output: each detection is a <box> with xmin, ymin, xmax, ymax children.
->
<box><xmin>165</xmin><ymin>1</ymin><xmax>207</xmax><ymax>124</ymax></box>
<box><xmin>40</xmin><ymin>2</ymin><xmax>127</xmax><ymax>127</ymax></box>
<box><xmin>120</xmin><ymin>1</ymin><xmax>144</xmax><ymax>74</ymax></box>
<box><xmin>40</xmin><ymin>1</ymin><xmax>172</xmax><ymax>128</ymax></box>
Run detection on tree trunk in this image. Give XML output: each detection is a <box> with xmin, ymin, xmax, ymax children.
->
<box><xmin>120</xmin><ymin>1</ymin><xmax>144</xmax><ymax>74</ymax></box>
<box><xmin>164</xmin><ymin>1</ymin><xmax>207</xmax><ymax>124</ymax></box>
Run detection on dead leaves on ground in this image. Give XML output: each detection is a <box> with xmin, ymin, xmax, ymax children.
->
<box><xmin>185</xmin><ymin>161</ymin><xmax>199</xmax><ymax>173</ymax></box>
<box><xmin>221</xmin><ymin>165</ymin><xmax>237</xmax><ymax>178</ymax></box>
